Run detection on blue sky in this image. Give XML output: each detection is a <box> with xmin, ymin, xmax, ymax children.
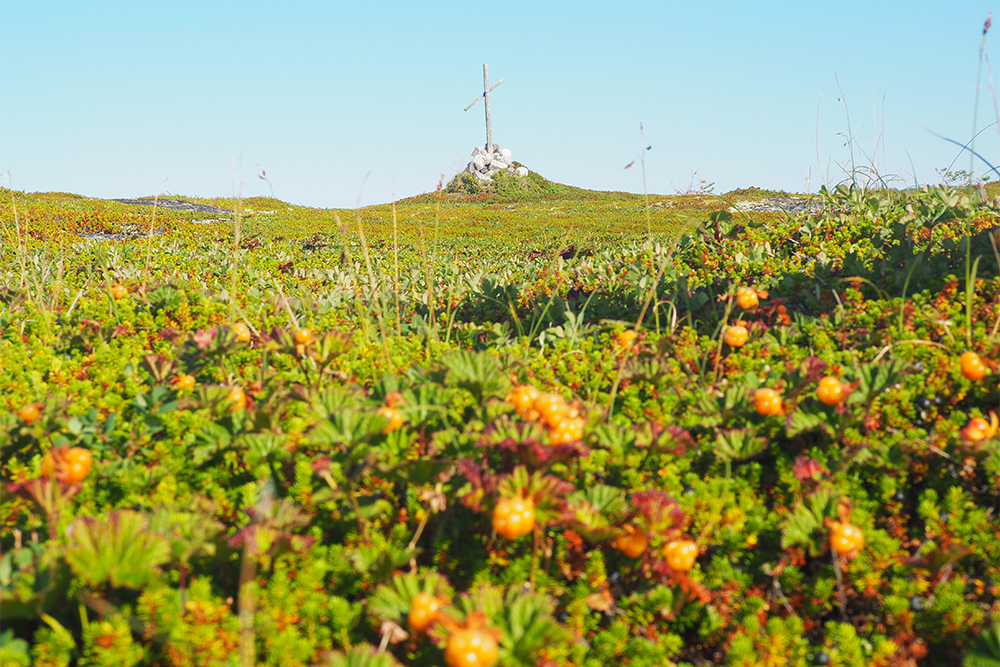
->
<box><xmin>1</xmin><ymin>1</ymin><xmax>998</xmax><ymax>208</ymax></box>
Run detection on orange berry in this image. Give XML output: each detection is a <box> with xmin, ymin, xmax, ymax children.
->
<box><xmin>753</xmin><ymin>388</ymin><xmax>783</xmax><ymax>415</ymax></box>
<box><xmin>816</xmin><ymin>376</ymin><xmax>845</xmax><ymax>406</ymax></box>
<box><xmin>962</xmin><ymin>411</ymin><xmax>999</xmax><ymax>442</ymax></box>
<box><xmin>533</xmin><ymin>393</ymin><xmax>569</xmax><ymax>428</ymax></box>
<box><xmin>377</xmin><ymin>406</ymin><xmax>404</xmax><ymax>434</ymax></box>
<box><xmin>960</xmin><ymin>351</ymin><xmax>988</xmax><ymax>381</ymax></box>
<box><xmin>724</xmin><ymin>324</ymin><xmax>749</xmax><ymax>347</ymax></box>
<box><xmin>613</xmin><ymin>524</ymin><xmax>648</xmax><ymax>558</ymax></box>
<box><xmin>505</xmin><ymin>385</ymin><xmax>540</xmax><ymax>419</ymax></box>
<box><xmin>408</xmin><ymin>592</ymin><xmax>443</xmax><ymax>633</ymax></box>
<box><xmin>18</xmin><ymin>403</ymin><xmax>41</xmax><ymax>424</ymax></box>
<box><xmin>735</xmin><ymin>286</ymin><xmax>759</xmax><ymax>310</ymax></box>
<box><xmin>830</xmin><ymin>522</ymin><xmax>865</xmax><ymax>554</ymax></box>
<box><xmin>663</xmin><ymin>539</ymin><xmax>699</xmax><ymax>572</ymax></box>
<box><xmin>445</xmin><ymin>627</ymin><xmax>499</xmax><ymax>667</ymax></box>
<box><xmin>111</xmin><ymin>284</ymin><xmax>128</xmax><ymax>300</ymax></box>
<box><xmin>492</xmin><ymin>496</ymin><xmax>535</xmax><ymax>539</ymax></box>
<box><xmin>548</xmin><ymin>416</ymin><xmax>585</xmax><ymax>445</ymax></box>
<box><xmin>40</xmin><ymin>447</ymin><xmax>92</xmax><ymax>482</ymax></box>
<box><xmin>63</xmin><ymin>448</ymin><xmax>93</xmax><ymax>483</ymax></box>
<box><xmin>231</xmin><ymin>322</ymin><xmax>252</xmax><ymax>343</ymax></box>
<box><xmin>172</xmin><ymin>374</ymin><xmax>196</xmax><ymax>391</ymax></box>
<box><xmin>616</xmin><ymin>329</ymin><xmax>638</xmax><ymax>350</ymax></box>
<box><xmin>228</xmin><ymin>387</ymin><xmax>247</xmax><ymax>411</ymax></box>
<box><xmin>294</xmin><ymin>327</ymin><xmax>313</xmax><ymax>345</ymax></box>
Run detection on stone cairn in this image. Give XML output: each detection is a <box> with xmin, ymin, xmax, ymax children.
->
<box><xmin>466</xmin><ymin>143</ymin><xmax>529</xmax><ymax>183</ymax></box>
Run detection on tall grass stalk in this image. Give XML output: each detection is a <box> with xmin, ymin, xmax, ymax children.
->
<box><xmin>835</xmin><ymin>74</ymin><xmax>858</xmax><ymax>189</ymax></box>
<box><xmin>354</xmin><ymin>209</ymin><xmax>395</xmax><ymax>373</ymax></box>
<box><xmin>143</xmin><ymin>192</ymin><xmax>160</xmax><ymax>282</ymax></box>
<box><xmin>10</xmin><ymin>188</ymin><xmax>27</xmax><ymax>289</ymax></box>
<box><xmin>230</xmin><ymin>163</ymin><xmax>244</xmax><ymax>324</ymax></box>
<box><xmin>970</xmin><ymin>12</ymin><xmax>992</xmax><ymax>177</ymax></box>
<box><xmin>897</xmin><ymin>254</ymin><xmax>921</xmax><ymax>340</ymax></box>
<box><xmin>604</xmin><ymin>260</ymin><xmax>668</xmax><ymax>421</ymax></box>
<box><xmin>964</xmin><ymin>255</ymin><xmax>981</xmax><ymax>349</ymax></box>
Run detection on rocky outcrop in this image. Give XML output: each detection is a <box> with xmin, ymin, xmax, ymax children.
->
<box><xmin>466</xmin><ymin>144</ymin><xmax>529</xmax><ymax>182</ymax></box>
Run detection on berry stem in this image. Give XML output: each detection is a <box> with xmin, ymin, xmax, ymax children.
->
<box><xmin>831</xmin><ymin>544</ymin><xmax>848</xmax><ymax>621</ymax></box>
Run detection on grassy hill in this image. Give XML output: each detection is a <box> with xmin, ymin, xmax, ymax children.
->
<box><xmin>0</xmin><ymin>177</ymin><xmax>997</xmax><ymax>666</ymax></box>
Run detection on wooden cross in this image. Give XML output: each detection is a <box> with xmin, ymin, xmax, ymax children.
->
<box><xmin>464</xmin><ymin>63</ymin><xmax>504</xmax><ymax>151</ymax></box>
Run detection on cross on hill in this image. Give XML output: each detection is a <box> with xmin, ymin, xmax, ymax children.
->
<box><xmin>464</xmin><ymin>63</ymin><xmax>504</xmax><ymax>151</ymax></box>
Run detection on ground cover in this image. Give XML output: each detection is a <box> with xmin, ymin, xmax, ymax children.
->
<box><xmin>0</xmin><ymin>177</ymin><xmax>998</xmax><ymax>666</ymax></box>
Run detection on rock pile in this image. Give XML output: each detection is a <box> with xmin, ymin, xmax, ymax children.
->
<box><xmin>728</xmin><ymin>198</ymin><xmax>822</xmax><ymax>215</ymax></box>
<box><xmin>466</xmin><ymin>144</ymin><xmax>529</xmax><ymax>182</ymax></box>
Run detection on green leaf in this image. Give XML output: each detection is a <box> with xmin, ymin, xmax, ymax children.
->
<box><xmin>714</xmin><ymin>428</ymin><xmax>767</xmax><ymax>463</ymax></box>
<box><xmin>780</xmin><ymin>488</ymin><xmax>835</xmax><ymax>552</ymax></box>
<box><xmin>65</xmin><ymin>511</ymin><xmax>170</xmax><ymax>589</ymax></box>
<box><xmin>566</xmin><ymin>485</ymin><xmax>628</xmax><ymax>542</ymax></box>
<box><xmin>368</xmin><ymin>570</ymin><xmax>453</xmax><ymax>624</ymax></box>
<box><xmin>238</xmin><ymin>432</ymin><xmax>288</xmax><ymax>466</ymax></box>
<box><xmin>787</xmin><ymin>404</ymin><xmax>831</xmax><ymax>437</ymax></box>
<box><xmin>323</xmin><ymin>646</ymin><xmax>403</xmax><ymax>667</ymax></box>
<box><xmin>439</xmin><ymin>349</ymin><xmax>506</xmax><ymax>404</ymax></box>
<box><xmin>0</xmin><ymin>628</ymin><xmax>30</xmax><ymax>665</ymax></box>
<box><xmin>964</xmin><ymin>619</ymin><xmax>1000</xmax><ymax>667</ymax></box>
<box><xmin>148</xmin><ymin>499</ymin><xmax>225</xmax><ymax>565</ymax></box>
<box><xmin>379</xmin><ymin>459</ymin><xmax>452</xmax><ymax>487</ymax></box>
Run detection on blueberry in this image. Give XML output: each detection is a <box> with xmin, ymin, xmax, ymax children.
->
<box><xmin>911</xmin><ymin>361</ymin><xmax>925</xmax><ymax>373</ymax></box>
<box><xmin>812</xmin><ymin>650</ymin><xmax>830</xmax><ymax>666</ymax></box>
<box><xmin>909</xmin><ymin>595</ymin><xmax>925</xmax><ymax>611</ymax></box>
<box><xmin>608</xmin><ymin>571</ymin><xmax>623</xmax><ymax>586</ymax></box>
<box><xmin>593</xmin><ymin>470</ymin><xmax>605</xmax><ymax>481</ymax></box>
<box><xmin>394</xmin><ymin>483</ymin><xmax>408</xmax><ymax>506</ymax></box>
<box><xmin>706</xmin><ymin>544</ymin><xmax>720</xmax><ymax>558</ymax></box>
<box><xmin>915</xmin><ymin>396</ymin><xmax>932</xmax><ymax>411</ymax></box>
<box><xmin>933</xmin><ymin>396</ymin><xmax>944</xmax><ymax>406</ymax></box>
<box><xmin>682</xmin><ymin>485</ymin><xmax>696</xmax><ymax>496</ymax></box>
<box><xmin>892</xmin><ymin>490</ymin><xmax>906</xmax><ymax>503</ymax></box>
<box><xmin>555</xmin><ymin>611</ymin><xmax>569</xmax><ymax>623</ymax></box>
<box><xmin>938</xmin><ymin>511</ymin><xmax>949</xmax><ymax>524</ymax></box>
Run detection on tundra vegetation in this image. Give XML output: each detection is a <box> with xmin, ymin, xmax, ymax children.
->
<box><xmin>0</xmin><ymin>172</ymin><xmax>998</xmax><ymax>667</ymax></box>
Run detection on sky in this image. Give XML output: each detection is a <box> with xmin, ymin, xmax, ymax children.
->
<box><xmin>1</xmin><ymin>1</ymin><xmax>998</xmax><ymax>209</ymax></box>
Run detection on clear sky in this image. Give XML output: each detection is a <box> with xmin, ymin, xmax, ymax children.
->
<box><xmin>1</xmin><ymin>1</ymin><xmax>998</xmax><ymax>208</ymax></box>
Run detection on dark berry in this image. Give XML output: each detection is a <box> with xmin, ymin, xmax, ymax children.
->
<box><xmin>682</xmin><ymin>485</ymin><xmax>696</xmax><ymax>496</ymax></box>
<box><xmin>915</xmin><ymin>396</ymin><xmax>932</xmax><ymax>411</ymax></box>
<box><xmin>911</xmin><ymin>361</ymin><xmax>925</xmax><ymax>373</ymax></box>
<box><xmin>812</xmin><ymin>650</ymin><xmax>830</xmax><ymax>666</ymax></box>
<box><xmin>939</xmin><ymin>511</ymin><xmax>949</xmax><ymax>524</ymax></box>
<box><xmin>608</xmin><ymin>571</ymin><xmax>623</xmax><ymax>586</ymax></box>
<box><xmin>909</xmin><ymin>595</ymin><xmax>925</xmax><ymax>611</ymax></box>
<box><xmin>556</xmin><ymin>611</ymin><xmax>569</xmax><ymax>623</ymax></box>
<box><xmin>593</xmin><ymin>470</ymin><xmax>605</xmax><ymax>481</ymax></box>
<box><xmin>394</xmin><ymin>482</ymin><xmax>408</xmax><ymax>506</ymax></box>
<box><xmin>892</xmin><ymin>490</ymin><xmax>906</xmax><ymax>503</ymax></box>
<box><xmin>706</xmin><ymin>544</ymin><xmax>720</xmax><ymax>558</ymax></box>
<box><xmin>933</xmin><ymin>395</ymin><xmax>944</xmax><ymax>406</ymax></box>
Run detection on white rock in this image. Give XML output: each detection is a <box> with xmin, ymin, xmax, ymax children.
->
<box><xmin>515</xmin><ymin>166</ymin><xmax>529</xmax><ymax>177</ymax></box>
<box><xmin>506</xmin><ymin>167</ymin><xmax>515</xmax><ymax>174</ymax></box>
<box><xmin>472</xmin><ymin>146</ymin><xmax>487</xmax><ymax>157</ymax></box>
<box><xmin>472</xmin><ymin>154</ymin><xmax>487</xmax><ymax>170</ymax></box>
<box><xmin>474</xmin><ymin>170</ymin><xmax>493</xmax><ymax>182</ymax></box>
<box><xmin>501</xmin><ymin>148</ymin><xmax>512</xmax><ymax>161</ymax></box>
